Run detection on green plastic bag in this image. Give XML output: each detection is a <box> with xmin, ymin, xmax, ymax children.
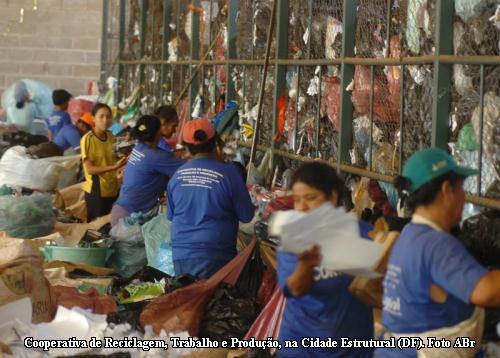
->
<box><xmin>120</xmin><ymin>102</ymin><xmax>139</xmax><ymax>124</ymax></box>
<box><xmin>0</xmin><ymin>193</ymin><xmax>55</xmax><ymax>238</ymax></box>
<box><xmin>458</xmin><ymin>123</ymin><xmax>479</xmax><ymax>152</ymax></box>
<box><xmin>117</xmin><ymin>280</ymin><xmax>166</xmax><ymax>304</ymax></box>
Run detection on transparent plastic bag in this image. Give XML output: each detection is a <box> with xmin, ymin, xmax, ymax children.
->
<box><xmin>0</xmin><ymin>193</ymin><xmax>56</xmax><ymax>239</ymax></box>
<box><xmin>142</xmin><ymin>214</ymin><xmax>174</xmax><ymax>275</ymax></box>
<box><xmin>1</xmin><ymin>79</ymin><xmax>53</xmax><ymax>133</ymax></box>
<box><xmin>107</xmin><ymin>220</ymin><xmax>147</xmax><ymax>278</ymax></box>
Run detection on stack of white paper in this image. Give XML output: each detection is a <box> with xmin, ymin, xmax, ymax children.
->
<box><xmin>270</xmin><ymin>203</ymin><xmax>384</xmax><ymax>277</ymax></box>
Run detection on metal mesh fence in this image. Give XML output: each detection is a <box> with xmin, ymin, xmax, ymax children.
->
<box><xmin>108</xmin><ymin>0</ymin><xmax>499</xmax><ymax>206</ymax></box>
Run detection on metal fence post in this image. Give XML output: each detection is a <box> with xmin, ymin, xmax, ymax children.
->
<box><xmin>100</xmin><ymin>0</ymin><xmax>109</xmax><ymax>87</ymax></box>
<box><xmin>160</xmin><ymin>0</ymin><xmax>173</xmax><ymax>103</ymax></box>
<box><xmin>139</xmin><ymin>0</ymin><xmax>148</xmax><ymax>96</ymax></box>
<box><xmin>272</xmin><ymin>0</ymin><xmax>289</xmax><ymax>169</ymax></box>
<box><xmin>432</xmin><ymin>0</ymin><xmax>454</xmax><ymax>149</ymax></box>
<box><xmin>117</xmin><ymin>0</ymin><xmax>126</xmax><ymax>101</ymax></box>
<box><xmin>189</xmin><ymin>0</ymin><xmax>201</xmax><ymax>117</ymax></box>
<box><xmin>226</xmin><ymin>0</ymin><xmax>239</xmax><ymax>102</ymax></box>
<box><xmin>337</xmin><ymin>0</ymin><xmax>358</xmax><ymax>165</ymax></box>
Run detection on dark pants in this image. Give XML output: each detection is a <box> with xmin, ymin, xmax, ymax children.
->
<box><xmin>173</xmin><ymin>258</ymin><xmax>231</xmax><ymax>279</ymax></box>
<box><xmin>84</xmin><ymin>191</ymin><xmax>117</xmax><ymax>222</ymax></box>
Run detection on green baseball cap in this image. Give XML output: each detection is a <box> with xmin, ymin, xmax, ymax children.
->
<box><xmin>402</xmin><ymin>148</ymin><xmax>478</xmax><ymax>193</ymax></box>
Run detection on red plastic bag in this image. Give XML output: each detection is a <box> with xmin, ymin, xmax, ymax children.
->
<box><xmin>352</xmin><ymin>66</ymin><xmax>398</xmax><ymax>122</ymax></box>
<box><xmin>321</xmin><ymin>76</ymin><xmax>341</xmax><ymax>130</ymax></box>
<box><xmin>263</xmin><ymin>195</ymin><xmax>294</xmax><ymax>219</ymax></box>
<box><xmin>68</xmin><ymin>98</ymin><xmax>95</xmax><ymax>125</ymax></box>
<box><xmin>140</xmin><ymin>239</ymin><xmax>257</xmax><ymax>336</ymax></box>
<box><xmin>169</xmin><ymin>98</ymin><xmax>189</xmax><ymax>146</ymax></box>
<box><xmin>244</xmin><ymin>287</ymin><xmax>285</xmax><ymax>351</ymax></box>
<box><xmin>257</xmin><ymin>269</ymin><xmax>277</xmax><ymax>308</ymax></box>
<box><xmin>53</xmin><ymin>286</ymin><xmax>118</xmax><ymax>315</ymax></box>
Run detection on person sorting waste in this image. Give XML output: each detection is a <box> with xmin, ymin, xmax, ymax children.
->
<box><xmin>376</xmin><ymin>148</ymin><xmax>500</xmax><ymax>358</ymax></box>
<box><xmin>154</xmin><ymin>105</ymin><xmax>180</xmax><ymax>153</ymax></box>
<box><xmin>166</xmin><ymin>118</ymin><xmax>254</xmax><ymax>279</ymax></box>
<box><xmin>52</xmin><ymin>112</ymin><xmax>94</xmax><ymax>152</ymax></box>
<box><xmin>111</xmin><ymin>115</ymin><xmax>185</xmax><ymax>226</ymax></box>
<box><xmin>81</xmin><ymin>103</ymin><xmax>127</xmax><ymax>222</ymax></box>
<box><xmin>45</xmin><ymin>89</ymin><xmax>72</xmax><ymax>139</ymax></box>
<box><xmin>276</xmin><ymin>162</ymin><xmax>374</xmax><ymax>358</ymax></box>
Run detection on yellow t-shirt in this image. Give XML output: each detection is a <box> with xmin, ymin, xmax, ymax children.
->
<box><xmin>80</xmin><ymin>131</ymin><xmax>119</xmax><ymax>197</ymax></box>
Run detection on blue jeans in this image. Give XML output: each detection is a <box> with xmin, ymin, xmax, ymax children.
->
<box><xmin>173</xmin><ymin>258</ymin><xmax>230</xmax><ymax>279</ymax></box>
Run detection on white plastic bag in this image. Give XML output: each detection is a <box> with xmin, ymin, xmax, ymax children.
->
<box><xmin>0</xmin><ymin>146</ymin><xmax>80</xmax><ymax>192</ymax></box>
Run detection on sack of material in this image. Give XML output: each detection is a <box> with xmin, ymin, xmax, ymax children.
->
<box><xmin>54</xmin><ymin>183</ymin><xmax>87</xmax><ymax>222</ymax></box>
<box><xmin>0</xmin><ymin>193</ymin><xmax>56</xmax><ymax>239</ymax></box>
<box><xmin>0</xmin><ymin>237</ymin><xmax>57</xmax><ymax>323</ymax></box>
<box><xmin>348</xmin><ymin>231</ymin><xmax>400</xmax><ymax>308</ymax></box>
<box><xmin>140</xmin><ymin>240</ymin><xmax>257</xmax><ymax>336</ymax></box>
<box><xmin>0</xmin><ymin>146</ymin><xmax>80</xmax><ymax>192</ymax></box>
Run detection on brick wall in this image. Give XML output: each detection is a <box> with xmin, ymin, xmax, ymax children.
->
<box><xmin>0</xmin><ymin>0</ymin><xmax>102</xmax><ymax>97</ymax></box>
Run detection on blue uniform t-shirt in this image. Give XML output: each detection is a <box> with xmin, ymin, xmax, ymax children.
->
<box><xmin>377</xmin><ymin>223</ymin><xmax>488</xmax><ymax>358</ymax></box>
<box><xmin>116</xmin><ymin>142</ymin><xmax>185</xmax><ymax>214</ymax></box>
<box><xmin>53</xmin><ymin>124</ymin><xmax>82</xmax><ymax>150</ymax></box>
<box><xmin>158</xmin><ymin>137</ymin><xmax>173</xmax><ymax>152</ymax></box>
<box><xmin>167</xmin><ymin>157</ymin><xmax>255</xmax><ymax>261</ymax></box>
<box><xmin>277</xmin><ymin>222</ymin><xmax>374</xmax><ymax>358</ymax></box>
<box><xmin>45</xmin><ymin>110</ymin><xmax>71</xmax><ymax>138</ymax></box>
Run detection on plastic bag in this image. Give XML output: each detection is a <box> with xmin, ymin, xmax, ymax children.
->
<box><xmin>458</xmin><ymin>123</ymin><xmax>479</xmax><ymax>151</ymax></box>
<box><xmin>107</xmin><ymin>220</ymin><xmax>147</xmax><ymax>278</ymax></box>
<box><xmin>1</xmin><ymin>79</ymin><xmax>53</xmax><ymax>133</ymax></box>
<box><xmin>257</xmin><ymin>269</ymin><xmax>277</xmax><ymax>308</ymax></box>
<box><xmin>0</xmin><ymin>146</ymin><xmax>80</xmax><ymax>192</ymax></box>
<box><xmin>199</xmin><ymin>284</ymin><xmax>261</xmax><ymax>342</ymax></box>
<box><xmin>244</xmin><ymin>287</ymin><xmax>285</xmax><ymax>351</ymax></box>
<box><xmin>68</xmin><ymin>97</ymin><xmax>96</xmax><ymax>125</ymax></box>
<box><xmin>142</xmin><ymin>214</ymin><xmax>173</xmax><ymax>273</ymax></box>
<box><xmin>53</xmin><ymin>286</ymin><xmax>118</xmax><ymax>315</ymax></box>
<box><xmin>0</xmin><ymin>193</ymin><xmax>55</xmax><ymax>239</ymax></box>
<box><xmin>235</xmin><ymin>244</ymin><xmax>265</xmax><ymax>298</ymax></box>
<box><xmin>140</xmin><ymin>239</ymin><xmax>257</xmax><ymax>335</ymax></box>
<box><xmin>321</xmin><ymin>75</ymin><xmax>341</xmax><ymax>130</ymax></box>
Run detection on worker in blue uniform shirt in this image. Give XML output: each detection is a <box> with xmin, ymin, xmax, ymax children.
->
<box><xmin>166</xmin><ymin>118</ymin><xmax>255</xmax><ymax>279</ymax></box>
<box><xmin>277</xmin><ymin>162</ymin><xmax>374</xmax><ymax>358</ymax></box>
<box><xmin>53</xmin><ymin>112</ymin><xmax>94</xmax><ymax>152</ymax></box>
<box><xmin>111</xmin><ymin>115</ymin><xmax>185</xmax><ymax>226</ymax></box>
<box><xmin>45</xmin><ymin>89</ymin><xmax>72</xmax><ymax>139</ymax></box>
<box><xmin>154</xmin><ymin>105</ymin><xmax>179</xmax><ymax>153</ymax></box>
<box><xmin>375</xmin><ymin>148</ymin><xmax>500</xmax><ymax>358</ymax></box>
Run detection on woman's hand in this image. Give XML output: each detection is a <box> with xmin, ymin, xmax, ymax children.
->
<box><xmin>286</xmin><ymin>245</ymin><xmax>322</xmax><ymax>297</ymax></box>
<box><xmin>298</xmin><ymin>245</ymin><xmax>321</xmax><ymax>268</ymax></box>
<box><xmin>114</xmin><ymin>157</ymin><xmax>128</xmax><ymax>170</ymax></box>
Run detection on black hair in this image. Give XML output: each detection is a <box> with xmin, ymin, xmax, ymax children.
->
<box><xmin>184</xmin><ymin>131</ymin><xmax>217</xmax><ymax>155</ymax></box>
<box><xmin>291</xmin><ymin>162</ymin><xmax>345</xmax><ymax>205</ymax></box>
<box><xmin>154</xmin><ymin>105</ymin><xmax>178</xmax><ymax>123</ymax></box>
<box><xmin>394</xmin><ymin>171</ymin><xmax>463</xmax><ymax>213</ymax></box>
<box><xmin>76</xmin><ymin>119</ymin><xmax>92</xmax><ymax>131</ymax></box>
<box><xmin>91</xmin><ymin>102</ymin><xmax>112</xmax><ymax>117</ymax></box>
<box><xmin>131</xmin><ymin>115</ymin><xmax>161</xmax><ymax>143</ymax></box>
<box><xmin>52</xmin><ymin>89</ymin><xmax>72</xmax><ymax>106</ymax></box>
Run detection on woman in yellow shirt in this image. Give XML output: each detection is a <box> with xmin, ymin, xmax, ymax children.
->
<box><xmin>81</xmin><ymin>103</ymin><xmax>127</xmax><ymax>221</ymax></box>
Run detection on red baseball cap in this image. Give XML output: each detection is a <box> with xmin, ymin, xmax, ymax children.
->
<box><xmin>182</xmin><ymin>118</ymin><xmax>216</xmax><ymax>145</ymax></box>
